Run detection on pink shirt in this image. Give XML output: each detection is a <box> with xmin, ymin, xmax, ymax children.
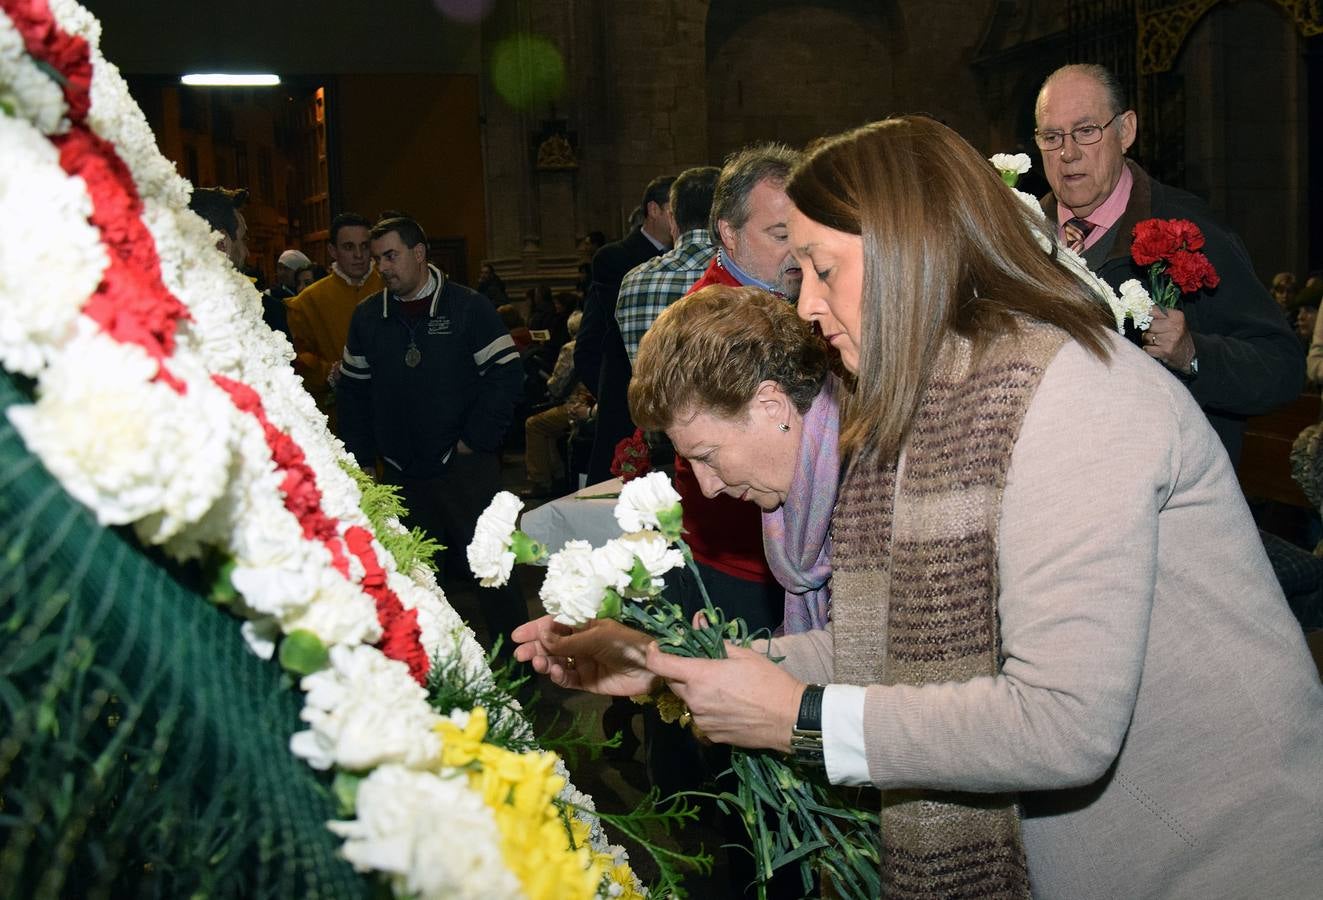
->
<box><xmin>1056</xmin><ymin>165</ymin><xmax>1133</xmax><ymax>252</ymax></box>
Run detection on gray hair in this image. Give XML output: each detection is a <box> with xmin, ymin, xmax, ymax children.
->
<box><xmin>709</xmin><ymin>142</ymin><xmax>802</xmax><ymax>236</ymax></box>
<box><xmin>1038</xmin><ymin>63</ymin><xmax>1129</xmax><ymax>119</ymax></box>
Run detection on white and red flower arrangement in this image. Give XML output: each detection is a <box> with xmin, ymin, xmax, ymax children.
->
<box><xmin>0</xmin><ymin>1</ymin><xmax>644</xmax><ymax>897</ymax></box>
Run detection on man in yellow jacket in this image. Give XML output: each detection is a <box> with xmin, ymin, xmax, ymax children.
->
<box><xmin>287</xmin><ymin>212</ymin><xmax>384</xmax><ymax>420</ymax></box>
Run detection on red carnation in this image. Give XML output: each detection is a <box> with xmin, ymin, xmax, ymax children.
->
<box><xmin>379</xmin><ymin>606</ymin><xmax>429</xmax><ymax>684</ymax></box>
<box><xmin>1130</xmin><ymin>219</ymin><xmax>1181</xmax><ymax>266</ymax></box>
<box><xmin>1167</xmin><ymin>249</ymin><xmax>1220</xmax><ymax>294</ymax></box>
<box><xmin>611</xmin><ymin>428</ymin><xmax>652</xmax><ymax>482</ymax></box>
<box><xmin>1131</xmin><ymin>217</ymin><xmax>1220</xmax><ymax>309</ymax></box>
<box><xmin>1170</xmin><ymin>218</ymin><xmax>1206</xmax><ymax>252</ymax></box>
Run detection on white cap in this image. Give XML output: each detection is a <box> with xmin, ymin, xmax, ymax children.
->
<box><xmin>277</xmin><ymin>249</ymin><xmax>312</xmax><ymax>270</ymax></box>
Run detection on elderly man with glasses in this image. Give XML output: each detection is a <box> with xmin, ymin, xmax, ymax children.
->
<box><xmin>1035</xmin><ymin>63</ymin><xmax>1301</xmax><ymax>466</ymax></box>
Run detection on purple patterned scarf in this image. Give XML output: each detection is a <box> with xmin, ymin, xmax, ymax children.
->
<box><xmin>762</xmin><ymin>374</ymin><xmax>840</xmax><ymax>634</ymax></box>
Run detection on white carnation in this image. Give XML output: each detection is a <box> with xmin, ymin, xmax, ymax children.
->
<box><xmin>0</xmin><ymin>11</ymin><xmax>68</xmax><ymax>133</ymax></box>
<box><xmin>476</xmin><ymin>489</ymin><xmax>522</xmax><ymax>537</ymax></box>
<box><xmin>0</xmin><ymin>115</ymin><xmax>106</xmax><ymax>376</ymax></box>
<box><xmin>7</xmin><ymin>328</ymin><xmax>231</xmax><ymax>537</ymax></box>
<box><xmin>467</xmin><ymin>530</ymin><xmax>515</xmax><ymax>588</ymax></box>
<box><xmin>609</xmin><ymin>530</ymin><xmax>684</xmax><ymax>594</ymax></box>
<box><xmin>614</xmin><ymin>471</ymin><xmax>682</xmax><ymax>534</ymax></box>
<box><xmin>290</xmin><ymin>644</ymin><xmax>441</xmax><ymax>772</ymax></box>
<box><xmin>328</xmin><ymin>765</ymin><xmax>519</xmax><ymax>900</ymax></box>
<box><xmin>157</xmin><ymin>202</ymin><xmax>266</xmax><ymax>375</ymax></box>
<box><xmin>540</xmin><ymin>539</ymin><xmax>613</xmax><ymax>627</ymax></box>
<box><xmin>1114</xmin><ymin>279</ymin><xmax>1155</xmax><ymax>334</ymax></box>
<box><xmin>989</xmin><ymin>152</ymin><xmax>1031</xmax><ymax>175</ymax></box>
<box><xmin>467</xmin><ymin>491</ymin><xmax>523</xmax><ymax>586</ymax></box>
<box><xmin>131</xmin><ymin>359</ymin><xmax>239</xmax><ymax>545</ymax></box>
<box><xmin>282</xmin><ymin>577</ymin><xmax>383</xmax><ymax>649</ymax></box>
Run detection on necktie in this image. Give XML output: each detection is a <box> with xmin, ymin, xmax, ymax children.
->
<box><xmin>1063</xmin><ymin>217</ymin><xmax>1096</xmax><ymax>253</ymax></box>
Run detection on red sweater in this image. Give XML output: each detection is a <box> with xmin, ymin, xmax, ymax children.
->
<box><xmin>674</xmin><ymin>258</ymin><xmax>774</xmax><ymax>583</ymax></box>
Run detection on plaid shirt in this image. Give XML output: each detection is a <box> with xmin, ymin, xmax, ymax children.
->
<box><xmin>615</xmin><ymin>228</ymin><xmax>717</xmax><ymax>364</ymax></box>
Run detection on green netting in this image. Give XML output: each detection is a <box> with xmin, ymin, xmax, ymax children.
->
<box><xmin>0</xmin><ymin>368</ymin><xmax>368</xmax><ymax>898</ymax></box>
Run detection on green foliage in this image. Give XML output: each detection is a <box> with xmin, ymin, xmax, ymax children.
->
<box><xmin>564</xmin><ymin>788</ymin><xmax>713</xmax><ymax>900</ymax></box>
<box><xmin>535</xmin><ymin>707</ymin><xmax>621</xmax><ymax>769</ymax></box>
<box><xmin>424</xmin><ymin>634</ymin><xmax>538</xmax><ymax>753</ymax></box>
<box><xmin>339</xmin><ymin>461</ymin><xmax>443</xmax><ymax>574</ymax></box>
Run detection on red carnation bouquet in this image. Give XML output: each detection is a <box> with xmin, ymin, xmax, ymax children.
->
<box><xmin>610</xmin><ymin>428</ymin><xmax>652</xmax><ymax>482</ymax></box>
<box><xmin>1130</xmin><ymin>218</ymin><xmax>1220</xmax><ymax>309</ymax></box>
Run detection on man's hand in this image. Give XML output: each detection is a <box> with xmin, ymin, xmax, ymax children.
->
<box><xmin>1144</xmin><ymin>305</ymin><xmax>1196</xmax><ymax>374</ymax></box>
<box><xmin>455</xmin><ymin>439</ymin><xmax>474</xmax><ymax>456</ymax></box>
<box><xmin>326</xmin><ymin>360</ymin><xmax>343</xmax><ymax>389</ymax></box>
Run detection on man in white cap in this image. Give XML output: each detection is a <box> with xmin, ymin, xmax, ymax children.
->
<box><xmin>263</xmin><ymin>248</ymin><xmax>311</xmax><ymax>341</ymax></box>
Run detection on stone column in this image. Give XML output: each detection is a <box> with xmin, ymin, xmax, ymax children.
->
<box><xmin>599</xmin><ymin>0</ymin><xmax>710</xmax><ymax>227</ymax></box>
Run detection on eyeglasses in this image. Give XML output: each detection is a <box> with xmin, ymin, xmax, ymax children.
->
<box><xmin>1034</xmin><ymin>113</ymin><xmax>1122</xmax><ymax>151</ymax></box>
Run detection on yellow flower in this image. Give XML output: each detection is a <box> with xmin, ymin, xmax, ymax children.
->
<box><xmin>654</xmin><ymin>689</ymin><xmax>686</xmax><ymax>724</ymax></box>
<box><xmin>441</xmin><ymin>709</ymin><xmax>607</xmax><ymax>900</ymax></box>
<box><xmin>434</xmin><ymin>706</ymin><xmax>489</xmax><ymax>767</ymax></box>
<box><xmin>593</xmin><ymin>852</ymin><xmax>647</xmax><ymax>900</ymax></box>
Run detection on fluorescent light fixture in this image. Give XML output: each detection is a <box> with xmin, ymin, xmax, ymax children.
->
<box><xmin>181</xmin><ymin>73</ymin><xmax>281</xmax><ymax>87</ymax></box>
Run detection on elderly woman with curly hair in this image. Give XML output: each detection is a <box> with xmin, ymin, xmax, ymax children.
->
<box><xmin>515</xmin><ymin>117</ymin><xmax>1323</xmax><ymax>898</ymax></box>
<box><xmin>630</xmin><ymin>284</ymin><xmax>842</xmax><ymax>634</ymax></box>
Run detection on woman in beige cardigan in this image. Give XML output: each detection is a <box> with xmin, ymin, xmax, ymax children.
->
<box><xmin>515</xmin><ymin>117</ymin><xmax>1323</xmax><ymax>898</ymax></box>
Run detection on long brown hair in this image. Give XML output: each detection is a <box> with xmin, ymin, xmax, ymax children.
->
<box><xmin>787</xmin><ymin>116</ymin><xmax>1112</xmax><ymax>463</ymax></box>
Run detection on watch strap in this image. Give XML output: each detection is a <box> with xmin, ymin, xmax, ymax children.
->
<box><xmin>790</xmin><ymin>684</ymin><xmax>826</xmax><ymax>768</ymax></box>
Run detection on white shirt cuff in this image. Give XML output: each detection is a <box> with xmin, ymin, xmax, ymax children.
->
<box><xmin>822</xmin><ymin>683</ymin><xmax>871</xmax><ymax>785</ymax></box>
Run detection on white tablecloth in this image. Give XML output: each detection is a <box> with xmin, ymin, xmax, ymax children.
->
<box><xmin>519</xmin><ymin>477</ymin><xmax>624</xmax><ymax>558</ymax></box>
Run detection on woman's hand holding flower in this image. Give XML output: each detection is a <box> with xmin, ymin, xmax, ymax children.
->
<box><xmin>644</xmin><ymin>643</ymin><xmax>806</xmax><ymax>753</ymax></box>
<box><xmin>512</xmin><ymin>615</ymin><xmax>659</xmax><ymax>696</ymax></box>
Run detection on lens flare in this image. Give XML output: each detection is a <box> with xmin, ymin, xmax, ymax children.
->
<box><xmin>490</xmin><ymin>34</ymin><xmax>565</xmax><ymax>111</ymax></box>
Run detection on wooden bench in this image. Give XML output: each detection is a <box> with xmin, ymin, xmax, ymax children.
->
<box><xmin>1237</xmin><ymin>390</ymin><xmax>1320</xmax><ymax>509</ymax></box>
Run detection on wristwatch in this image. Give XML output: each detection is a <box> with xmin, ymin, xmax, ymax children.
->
<box><xmin>790</xmin><ymin>684</ymin><xmax>826</xmax><ymax>768</ymax></box>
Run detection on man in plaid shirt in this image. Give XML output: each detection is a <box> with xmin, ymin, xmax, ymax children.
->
<box><xmin>618</xmin><ymin>143</ymin><xmax>804</xmax><ymax>362</ymax></box>
<box><xmin>614</xmin><ymin>166</ymin><xmax>721</xmax><ymax>362</ymax></box>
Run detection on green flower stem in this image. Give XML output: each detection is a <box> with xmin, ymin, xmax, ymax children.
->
<box><xmin>1149</xmin><ymin>263</ymin><xmax>1178</xmax><ymax>310</ymax></box>
<box><xmin>612</xmin><ymin>537</ymin><xmax>881</xmax><ymax>899</ymax></box>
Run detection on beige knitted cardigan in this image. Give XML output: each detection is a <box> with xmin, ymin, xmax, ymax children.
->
<box><xmin>831</xmin><ymin>322</ymin><xmax>1067</xmax><ymax>898</ymax></box>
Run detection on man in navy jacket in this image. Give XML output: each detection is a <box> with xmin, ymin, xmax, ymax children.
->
<box><xmin>339</xmin><ymin>216</ymin><xmax>526</xmax><ymax>656</ymax></box>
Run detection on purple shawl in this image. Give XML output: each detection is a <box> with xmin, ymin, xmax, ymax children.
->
<box><xmin>762</xmin><ymin>374</ymin><xmax>840</xmax><ymax>633</ymax></box>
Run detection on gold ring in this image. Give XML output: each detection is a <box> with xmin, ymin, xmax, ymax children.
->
<box><xmin>564</xmin><ymin>656</ymin><xmax>576</xmax><ymax>670</ymax></box>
